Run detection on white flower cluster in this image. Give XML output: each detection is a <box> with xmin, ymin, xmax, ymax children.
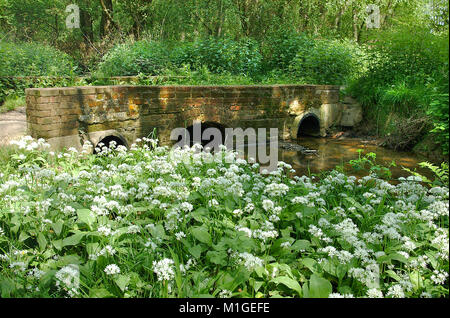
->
<box><xmin>10</xmin><ymin>136</ymin><xmax>50</xmax><ymax>151</ymax></box>
<box><xmin>1</xmin><ymin>136</ymin><xmax>448</xmax><ymax>298</ymax></box>
<box><xmin>55</xmin><ymin>265</ymin><xmax>79</xmax><ymax>297</ymax></box>
<box><xmin>235</xmin><ymin>252</ymin><xmax>264</xmax><ymax>272</ymax></box>
<box><xmin>153</xmin><ymin>258</ymin><xmax>176</xmax><ymax>281</ymax></box>
<box><xmin>104</xmin><ymin>264</ymin><xmax>121</xmax><ymax>275</ymax></box>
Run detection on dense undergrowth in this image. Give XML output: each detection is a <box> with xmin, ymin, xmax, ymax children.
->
<box><xmin>0</xmin><ymin>136</ymin><xmax>448</xmax><ymax>298</ymax></box>
<box><xmin>346</xmin><ymin>25</ymin><xmax>449</xmax><ymax>156</ymax></box>
<box><xmin>0</xmin><ymin>41</ymin><xmax>77</xmax><ymax>103</ymax></box>
<box><xmin>0</xmin><ymin>24</ymin><xmax>448</xmax><ymax>157</ymax></box>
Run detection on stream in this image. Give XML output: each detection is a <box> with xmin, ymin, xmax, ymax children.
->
<box><xmin>276</xmin><ymin>136</ymin><xmax>436</xmax><ymax>180</ymax></box>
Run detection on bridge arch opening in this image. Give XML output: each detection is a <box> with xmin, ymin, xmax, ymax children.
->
<box><xmin>181</xmin><ymin>122</ymin><xmax>227</xmax><ymax>148</ymax></box>
<box><xmin>94</xmin><ymin>135</ymin><xmax>127</xmax><ymax>154</ymax></box>
<box><xmin>297</xmin><ymin>113</ymin><xmax>320</xmax><ymax>137</ymax></box>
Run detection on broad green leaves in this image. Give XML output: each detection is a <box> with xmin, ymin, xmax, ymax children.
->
<box><xmin>191</xmin><ymin>226</ymin><xmax>212</xmax><ymax>245</ymax></box>
<box><xmin>188</xmin><ymin>245</ymin><xmax>203</xmax><ymax>259</ymax></box>
<box><xmin>216</xmin><ymin>268</ymin><xmax>250</xmax><ymax>292</ymax></box>
<box><xmin>114</xmin><ymin>275</ymin><xmax>131</xmax><ymax>292</ymax></box>
<box><xmin>37</xmin><ymin>232</ymin><xmax>47</xmax><ymax>251</ymax></box>
<box><xmin>53</xmin><ymin>232</ymin><xmax>86</xmax><ymax>250</ymax></box>
<box><xmin>304</xmin><ymin>274</ymin><xmax>333</xmax><ymax>298</ymax></box>
<box><xmin>270</xmin><ymin>276</ymin><xmax>302</xmax><ymax>297</ymax></box>
<box><xmin>0</xmin><ymin>131</ymin><xmax>448</xmax><ymax>300</ymax></box>
<box><xmin>291</xmin><ymin>240</ymin><xmax>311</xmax><ymax>252</ymax></box>
<box><xmin>89</xmin><ymin>288</ymin><xmax>114</xmax><ymax>298</ymax></box>
<box><xmin>51</xmin><ymin>220</ymin><xmax>64</xmax><ymax>236</ymax></box>
<box><xmin>77</xmin><ymin>209</ymin><xmax>96</xmax><ymax>229</ymax></box>
<box><xmin>301</xmin><ymin>258</ymin><xmax>322</xmax><ymax>274</ymax></box>
<box><xmin>206</xmin><ymin>250</ymin><xmax>227</xmax><ymax>266</ymax></box>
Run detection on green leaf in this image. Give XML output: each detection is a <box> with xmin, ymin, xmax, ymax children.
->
<box><xmin>389</xmin><ymin>253</ymin><xmax>408</xmax><ymax>264</ymax></box>
<box><xmin>206</xmin><ymin>250</ymin><xmax>227</xmax><ymax>266</ymax></box>
<box><xmin>193</xmin><ymin>294</ymin><xmax>215</xmax><ymax>298</ymax></box>
<box><xmin>39</xmin><ymin>270</ymin><xmax>57</xmax><ymax>290</ymax></box>
<box><xmin>190</xmin><ymin>207</ymin><xmax>208</xmax><ymax>222</ymax></box>
<box><xmin>302</xmin><ymin>206</ymin><xmax>317</xmax><ymax>216</ymax></box>
<box><xmin>252</xmin><ymin>280</ymin><xmax>264</xmax><ymax>293</ymax></box>
<box><xmin>53</xmin><ymin>239</ymin><xmax>63</xmax><ymax>251</ymax></box>
<box><xmin>386</xmin><ymin>270</ymin><xmax>402</xmax><ymax>282</ymax></box>
<box><xmin>409</xmin><ymin>271</ymin><xmax>423</xmax><ymax>291</ymax></box>
<box><xmin>338</xmin><ymin>285</ymin><xmax>354</xmax><ymax>296</ymax></box>
<box><xmin>302</xmin><ymin>282</ymin><xmax>310</xmax><ymax>298</ymax></box>
<box><xmin>148</xmin><ymin>224</ymin><xmax>166</xmax><ymax>239</ymax></box>
<box><xmin>52</xmin><ymin>220</ymin><xmax>64</xmax><ymax>236</ymax></box>
<box><xmin>114</xmin><ymin>275</ymin><xmax>131</xmax><ymax>292</ymax></box>
<box><xmin>308</xmin><ymin>274</ymin><xmax>332</xmax><ymax>298</ymax></box>
<box><xmin>424</xmin><ymin>251</ymin><xmax>438</xmax><ymax>269</ymax></box>
<box><xmin>133</xmin><ymin>206</ymin><xmax>149</xmax><ymax>212</ymax></box>
<box><xmin>271</xmin><ymin>276</ymin><xmax>302</xmax><ymax>297</ymax></box>
<box><xmin>291</xmin><ymin>240</ymin><xmax>311</xmax><ymax>252</ymax></box>
<box><xmin>86</xmin><ymin>242</ymin><xmax>100</xmax><ymax>256</ymax></box>
<box><xmin>10</xmin><ymin>225</ymin><xmax>20</xmax><ymax>234</ymax></box>
<box><xmin>89</xmin><ymin>288</ymin><xmax>115</xmax><ymax>298</ymax></box>
<box><xmin>62</xmin><ymin>232</ymin><xmax>85</xmax><ymax>247</ymax></box>
<box><xmin>18</xmin><ymin>231</ymin><xmax>30</xmax><ymax>242</ymax></box>
<box><xmin>322</xmin><ymin>260</ymin><xmax>336</xmax><ymax>276</ymax></box>
<box><xmin>344</xmin><ymin>197</ymin><xmax>366</xmax><ymax>217</ymax></box>
<box><xmin>191</xmin><ymin>226</ymin><xmax>212</xmax><ymax>245</ymax></box>
<box><xmin>377</xmin><ymin>253</ymin><xmax>408</xmax><ymax>265</ymax></box>
<box><xmin>77</xmin><ymin>209</ymin><xmax>96</xmax><ymax>228</ymax></box>
<box><xmin>301</xmin><ymin>258</ymin><xmax>322</xmax><ymax>273</ymax></box>
<box><xmin>335</xmin><ymin>264</ymin><xmax>348</xmax><ymax>282</ymax></box>
<box><xmin>0</xmin><ymin>277</ymin><xmax>16</xmax><ymax>298</ymax></box>
<box><xmin>280</xmin><ymin>227</ymin><xmax>292</xmax><ymax>238</ymax></box>
<box><xmin>37</xmin><ymin>232</ymin><xmax>47</xmax><ymax>251</ymax></box>
<box><xmin>217</xmin><ymin>268</ymin><xmax>249</xmax><ymax>291</ymax></box>
<box><xmin>224</xmin><ymin>196</ymin><xmax>236</xmax><ymax>212</ymax></box>
<box><xmin>55</xmin><ymin>255</ymin><xmax>82</xmax><ymax>267</ymax></box>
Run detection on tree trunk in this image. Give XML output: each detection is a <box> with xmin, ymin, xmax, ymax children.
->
<box><xmin>132</xmin><ymin>21</ymin><xmax>140</xmax><ymax>40</ymax></box>
<box><xmin>99</xmin><ymin>0</ymin><xmax>114</xmax><ymax>38</ymax></box>
<box><xmin>214</xmin><ymin>0</ymin><xmax>225</xmax><ymax>37</ymax></box>
<box><xmin>352</xmin><ymin>9</ymin><xmax>359</xmax><ymax>42</ymax></box>
<box><xmin>80</xmin><ymin>7</ymin><xmax>94</xmax><ymax>44</ymax></box>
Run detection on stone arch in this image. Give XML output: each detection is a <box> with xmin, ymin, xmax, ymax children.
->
<box><xmin>291</xmin><ymin>112</ymin><xmax>321</xmax><ymax>138</ymax></box>
<box><xmin>89</xmin><ymin>130</ymin><xmax>129</xmax><ymax>153</ymax></box>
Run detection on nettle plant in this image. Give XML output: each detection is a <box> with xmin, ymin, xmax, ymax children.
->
<box><xmin>347</xmin><ymin>149</ymin><xmax>396</xmax><ymax>180</ymax></box>
<box><xmin>0</xmin><ymin>136</ymin><xmax>448</xmax><ymax>298</ymax></box>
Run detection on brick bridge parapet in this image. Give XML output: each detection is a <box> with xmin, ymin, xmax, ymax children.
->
<box><xmin>25</xmin><ymin>84</ymin><xmax>361</xmax><ymax>150</ymax></box>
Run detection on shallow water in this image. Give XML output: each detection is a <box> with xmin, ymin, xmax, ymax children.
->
<box><xmin>234</xmin><ymin>135</ymin><xmax>437</xmax><ymax>181</ymax></box>
<box><xmin>277</xmin><ymin>137</ymin><xmax>436</xmax><ymax>180</ymax></box>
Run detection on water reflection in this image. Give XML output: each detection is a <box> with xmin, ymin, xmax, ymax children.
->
<box><xmin>277</xmin><ymin>137</ymin><xmax>436</xmax><ymax>180</ymax></box>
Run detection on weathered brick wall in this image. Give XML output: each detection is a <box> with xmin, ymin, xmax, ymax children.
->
<box><xmin>25</xmin><ymin>84</ymin><xmax>341</xmax><ymax>150</ymax></box>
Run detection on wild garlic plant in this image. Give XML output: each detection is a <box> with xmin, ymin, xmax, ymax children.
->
<box><xmin>0</xmin><ymin>136</ymin><xmax>448</xmax><ymax>298</ymax></box>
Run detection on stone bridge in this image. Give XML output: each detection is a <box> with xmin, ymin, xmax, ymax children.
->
<box><xmin>25</xmin><ymin>85</ymin><xmax>362</xmax><ymax>150</ymax></box>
